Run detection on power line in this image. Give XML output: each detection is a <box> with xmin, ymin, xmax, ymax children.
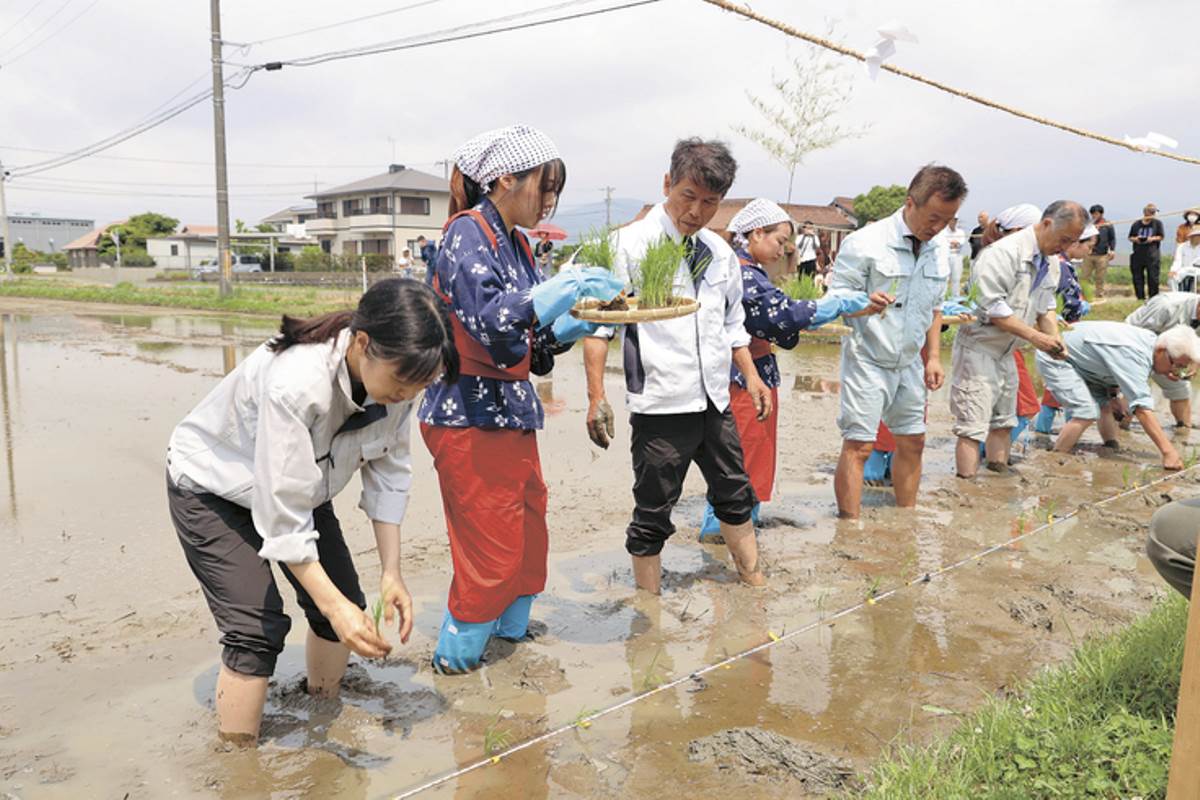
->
<box><xmin>0</xmin><ymin>0</ymin><xmax>100</xmax><ymax>68</ymax></box>
<box><xmin>267</xmin><ymin>0</ymin><xmax>661</xmax><ymax>70</ymax></box>
<box><xmin>8</xmin><ymin>181</ymin><xmax>312</xmax><ymax>199</ymax></box>
<box><xmin>0</xmin><ymin>0</ymin><xmax>74</xmax><ymax>60</ymax></box>
<box><xmin>0</xmin><ymin>0</ymin><xmax>51</xmax><ymax>45</ymax></box>
<box><xmin>0</xmin><ymin>145</ymin><xmax>394</xmax><ymax>170</ymax></box>
<box><xmin>16</xmin><ymin>174</ymin><xmax>325</xmax><ymax>188</ymax></box>
<box><xmin>228</xmin><ymin>0</ymin><xmax>443</xmax><ymax>49</ymax></box>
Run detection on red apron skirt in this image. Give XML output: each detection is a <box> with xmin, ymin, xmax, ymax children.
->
<box><xmin>1014</xmin><ymin>349</ymin><xmax>1042</xmax><ymax>417</ymax></box>
<box><xmin>730</xmin><ymin>383</ymin><xmax>779</xmax><ymax>503</ymax></box>
<box><xmin>420</xmin><ymin>425</ymin><xmax>548</xmax><ymax>623</ymax></box>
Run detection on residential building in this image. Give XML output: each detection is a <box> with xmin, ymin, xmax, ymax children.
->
<box><xmin>260</xmin><ymin>204</ymin><xmax>318</xmax><ymax>236</ymax></box>
<box><xmin>63</xmin><ymin>220</ymin><xmax>123</xmax><ymax>269</ymax></box>
<box><xmin>1</xmin><ymin>213</ymin><xmax>93</xmax><ymax>257</ymax></box>
<box><xmin>304</xmin><ymin>164</ymin><xmax>449</xmax><ymax>260</ymax></box>
<box><xmin>146</xmin><ymin>225</ymin><xmax>218</xmax><ymax>270</ymax></box>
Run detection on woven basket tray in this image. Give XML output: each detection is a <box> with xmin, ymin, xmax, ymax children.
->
<box><xmin>571</xmin><ymin>296</ymin><xmax>700</xmax><ymax>323</ymax></box>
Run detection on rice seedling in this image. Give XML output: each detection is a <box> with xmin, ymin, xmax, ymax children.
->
<box><xmin>573</xmin><ymin>707</ymin><xmax>600</xmax><ymax>729</ymax></box>
<box><xmin>483</xmin><ymin>712</ymin><xmax>513</xmax><ymax>755</ymax></box>
<box><xmin>1184</xmin><ymin>448</ymin><xmax>1200</xmax><ymax>469</ymax></box>
<box><xmin>781</xmin><ymin>272</ymin><xmax>823</xmax><ymax>301</ymax></box>
<box><xmin>638</xmin><ymin>647</ymin><xmax>667</xmax><ymax>692</ymax></box>
<box><xmin>865</xmin><ymin>575</ymin><xmax>883</xmax><ymax>603</ymax></box>
<box><xmin>371</xmin><ymin>596</ymin><xmax>385</xmax><ymax>636</ymax></box>
<box><xmin>964</xmin><ymin>279</ymin><xmax>981</xmax><ymax>308</ymax></box>
<box><xmin>633</xmin><ymin>236</ymin><xmax>709</xmax><ymax>309</ymax></box>
<box><xmin>1122</xmin><ymin>464</ymin><xmax>1134</xmax><ymax>490</ymax></box>
<box><xmin>574</xmin><ymin>227</ymin><xmax>614</xmax><ymax>270</ymax></box>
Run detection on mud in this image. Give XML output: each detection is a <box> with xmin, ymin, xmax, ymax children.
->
<box><xmin>0</xmin><ymin>298</ymin><xmax>1196</xmax><ymax>798</ymax></box>
<box><xmin>687</xmin><ymin>727</ymin><xmax>855</xmax><ymax>791</ymax></box>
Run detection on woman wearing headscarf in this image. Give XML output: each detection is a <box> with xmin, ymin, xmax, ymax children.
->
<box><xmin>1176</xmin><ymin>209</ymin><xmax>1200</xmax><ymax>245</ymax></box>
<box><xmin>698</xmin><ymin>199</ymin><xmax>868</xmax><ymax>535</ymax></box>
<box><xmin>419</xmin><ymin>124</ymin><xmax>621</xmax><ymax>673</ymax></box>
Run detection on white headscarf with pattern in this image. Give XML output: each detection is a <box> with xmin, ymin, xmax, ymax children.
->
<box><xmin>726</xmin><ymin>198</ymin><xmax>793</xmax><ymax>247</ymax></box>
<box><xmin>453</xmin><ymin>124</ymin><xmax>560</xmax><ymax>191</ymax></box>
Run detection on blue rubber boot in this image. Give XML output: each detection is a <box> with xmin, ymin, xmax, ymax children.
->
<box><xmin>1033</xmin><ymin>405</ymin><xmax>1058</xmax><ymax>435</ymax></box>
<box><xmin>751</xmin><ymin>502</ymin><xmax>761</xmax><ymax>527</ymax></box>
<box><xmin>432</xmin><ymin>610</ymin><xmax>496</xmax><ymax>675</ymax></box>
<box><xmin>699</xmin><ymin>502</ymin><xmax>722</xmax><ymax>542</ymax></box>
<box><xmin>863</xmin><ymin>449</ymin><xmax>892</xmax><ymax>485</ymax></box>
<box><xmin>1011</xmin><ymin>415</ymin><xmax>1030</xmax><ymax>443</ymax></box>
<box><xmin>495</xmin><ymin>595</ymin><xmax>535</xmax><ymax>641</ymax></box>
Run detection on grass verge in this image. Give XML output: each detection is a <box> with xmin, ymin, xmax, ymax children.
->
<box><xmin>854</xmin><ymin>595</ymin><xmax>1186</xmax><ymax>799</ymax></box>
<box><xmin>0</xmin><ymin>278</ymin><xmax>353</xmax><ymax>317</ymax></box>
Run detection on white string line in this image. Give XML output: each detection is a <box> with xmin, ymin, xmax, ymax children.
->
<box><xmin>389</xmin><ymin>463</ymin><xmax>1200</xmax><ymax>799</ymax></box>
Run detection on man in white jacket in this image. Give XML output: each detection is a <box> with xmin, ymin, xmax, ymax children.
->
<box><xmin>1169</xmin><ymin>227</ymin><xmax>1200</xmax><ymax>291</ymax></box>
<box><xmin>582</xmin><ymin>139</ymin><xmax>771</xmax><ymax>593</ymax></box>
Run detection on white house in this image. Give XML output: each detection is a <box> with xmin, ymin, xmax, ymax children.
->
<box><xmin>304</xmin><ymin>164</ymin><xmax>449</xmax><ymax>261</ymax></box>
<box><xmin>146</xmin><ymin>225</ymin><xmax>218</xmax><ymax>269</ymax></box>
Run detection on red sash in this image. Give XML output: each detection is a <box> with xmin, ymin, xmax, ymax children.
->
<box><xmin>433</xmin><ymin>209</ymin><xmax>535</xmax><ymax>381</ymax></box>
<box><xmin>737</xmin><ymin>252</ymin><xmax>773</xmax><ymax>360</ymax></box>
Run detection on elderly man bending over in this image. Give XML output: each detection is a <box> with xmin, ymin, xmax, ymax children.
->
<box><xmin>1036</xmin><ymin>321</ymin><xmax>1196</xmax><ymax>469</ymax></box>
<box><xmin>951</xmin><ymin>201</ymin><xmax>1085</xmax><ymax>478</ymax></box>
<box><xmin>1124</xmin><ymin>292</ymin><xmax>1200</xmax><ymax>428</ymax></box>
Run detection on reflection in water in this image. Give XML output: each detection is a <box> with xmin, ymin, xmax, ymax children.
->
<box><xmin>223</xmin><ymin>344</ymin><xmax>237</xmax><ymax>375</ymax></box>
<box><xmin>792</xmin><ymin>374</ymin><xmax>841</xmax><ymax>394</ymax></box>
<box><xmin>0</xmin><ymin>316</ymin><xmax>16</xmax><ymax>521</ymax></box>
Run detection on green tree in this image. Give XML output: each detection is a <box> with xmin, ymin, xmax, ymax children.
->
<box><xmin>852</xmin><ymin>185</ymin><xmax>907</xmax><ymax>227</ymax></box>
<box><xmin>98</xmin><ymin>212</ymin><xmax>178</xmax><ymax>260</ymax></box>
<box><xmin>734</xmin><ymin>41</ymin><xmax>865</xmax><ymax>203</ymax></box>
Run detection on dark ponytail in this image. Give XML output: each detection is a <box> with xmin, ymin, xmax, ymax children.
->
<box><xmin>268</xmin><ymin>278</ymin><xmax>459</xmax><ymax>384</ymax></box>
<box><xmin>448</xmin><ymin>166</ymin><xmax>485</xmax><ymax>217</ymax></box>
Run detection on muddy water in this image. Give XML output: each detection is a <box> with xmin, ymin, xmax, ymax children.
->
<box><xmin>1</xmin><ymin>297</ymin><xmax>1196</xmax><ymax>799</ymax></box>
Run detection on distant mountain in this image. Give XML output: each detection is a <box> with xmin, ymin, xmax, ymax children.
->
<box><xmin>547</xmin><ymin>197</ymin><xmax>647</xmax><ymax>242</ymax></box>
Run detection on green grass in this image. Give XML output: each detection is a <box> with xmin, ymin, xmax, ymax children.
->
<box><xmin>0</xmin><ymin>277</ymin><xmax>352</xmax><ymax>317</ymax></box>
<box><xmin>1087</xmin><ymin>297</ymin><xmax>1140</xmax><ymax>322</ymax></box>
<box><xmin>854</xmin><ymin>596</ymin><xmax>1187</xmax><ymax>799</ymax></box>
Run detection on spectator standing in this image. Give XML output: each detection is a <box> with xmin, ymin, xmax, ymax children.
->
<box><xmin>1176</xmin><ymin>208</ymin><xmax>1200</xmax><ymax>244</ymax></box>
<box><xmin>969</xmin><ymin>210</ymin><xmax>989</xmax><ymax>260</ymax></box>
<box><xmin>1129</xmin><ymin>204</ymin><xmax>1165</xmax><ymax>300</ymax></box>
<box><xmin>795</xmin><ymin>221</ymin><xmax>820</xmax><ymax>277</ymax></box>
<box><xmin>941</xmin><ymin>215</ymin><xmax>968</xmax><ymax>297</ymax></box>
<box><xmin>417</xmin><ymin>235</ymin><xmax>438</xmax><ymax>285</ymax></box>
<box><xmin>395</xmin><ymin>249</ymin><xmax>412</xmax><ymax>278</ymax></box>
<box><xmin>1080</xmin><ymin>204</ymin><xmax>1116</xmax><ymax>297</ymax></box>
<box><xmin>1170</xmin><ymin>227</ymin><xmax>1200</xmax><ymax>291</ymax></box>
<box><xmin>534</xmin><ymin>233</ymin><xmax>554</xmax><ymax>277</ymax></box>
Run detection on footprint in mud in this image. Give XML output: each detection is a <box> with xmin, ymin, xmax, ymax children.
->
<box><xmin>687</xmin><ymin>727</ymin><xmax>856</xmax><ymax>792</ymax></box>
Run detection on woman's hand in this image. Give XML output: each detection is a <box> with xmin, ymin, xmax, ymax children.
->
<box><xmin>328</xmin><ymin>598</ymin><xmax>392</xmax><ymax>659</ymax></box>
<box><xmin>380</xmin><ymin>571</ymin><xmax>414</xmax><ymax>644</ymax></box>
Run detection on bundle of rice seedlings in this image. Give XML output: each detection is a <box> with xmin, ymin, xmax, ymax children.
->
<box><xmin>781</xmin><ymin>273</ymin><xmax>823</xmax><ymax>301</ymax></box>
<box><xmin>574</xmin><ymin>227</ymin><xmax>614</xmax><ymax>270</ymax></box>
<box><xmin>635</xmin><ymin>235</ymin><xmax>702</xmax><ymax>309</ymax></box>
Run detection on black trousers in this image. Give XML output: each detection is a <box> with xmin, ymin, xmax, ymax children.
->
<box><xmin>167</xmin><ymin>475</ymin><xmax>365</xmax><ymax>677</ymax></box>
<box><xmin>626</xmin><ymin>401</ymin><xmax>756</xmax><ymax>556</ymax></box>
<box><xmin>1130</xmin><ymin>251</ymin><xmax>1160</xmax><ymax>300</ymax></box>
<box><xmin>799</xmin><ymin>259</ymin><xmax>818</xmax><ymax>278</ymax></box>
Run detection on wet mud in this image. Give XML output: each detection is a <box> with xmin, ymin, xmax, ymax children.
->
<box><xmin>0</xmin><ymin>297</ymin><xmax>1197</xmax><ymax>798</ymax></box>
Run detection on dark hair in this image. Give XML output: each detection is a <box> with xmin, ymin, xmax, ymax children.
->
<box><xmin>268</xmin><ymin>278</ymin><xmax>459</xmax><ymax>384</ymax></box>
<box><xmin>907</xmin><ymin>164</ymin><xmax>968</xmax><ymax>206</ymax></box>
<box><xmin>764</xmin><ymin>220</ymin><xmax>795</xmax><ymax>237</ymax></box>
<box><xmin>448</xmin><ymin>159</ymin><xmax>568</xmax><ymax>218</ymax></box>
<box><xmin>1089</xmin><ymin>204</ymin><xmax>1104</xmax><ymax>215</ymax></box>
<box><xmin>669</xmin><ymin>138</ymin><xmax>737</xmax><ymax>196</ymax></box>
<box><xmin>417</xmin><ymin>235</ymin><xmax>427</xmax><ymax>242</ymax></box>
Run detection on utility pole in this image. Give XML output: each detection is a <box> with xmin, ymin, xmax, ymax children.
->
<box><xmin>434</xmin><ymin>159</ymin><xmax>451</xmax><ymax>181</ymax></box>
<box><xmin>209</xmin><ymin>0</ymin><xmax>232</xmax><ymax>298</ymax></box>
<box><xmin>0</xmin><ymin>164</ymin><xmax>11</xmax><ymax>277</ymax></box>
<box><xmin>600</xmin><ymin>185</ymin><xmax>615</xmax><ymax>230</ymax></box>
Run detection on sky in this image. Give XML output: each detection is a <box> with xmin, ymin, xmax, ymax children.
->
<box><xmin>1</xmin><ymin>0</ymin><xmax>1196</xmax><ymax>250</ymax></box>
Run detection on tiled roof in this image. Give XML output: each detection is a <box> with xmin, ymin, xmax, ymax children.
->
<box><xmin>307</xmin><ymin>166</ymin><xmax>448</xmax><ymax>200</ymax></box>
<box><xmin>63</xmin><ymin>220</ymin><xmax>125</xmax><ymax>250</ymax></box>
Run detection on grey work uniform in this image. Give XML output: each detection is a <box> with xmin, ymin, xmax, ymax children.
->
<box><xmin>1125</xmin><ymin>292</ymin><xmax>1199</xmax><ymax>403</ymax></box>
<box><xmin>1147</xmin><ymin>498</ymin><xmax>1200</xmax><ymax>598</ymax></box>
<box><xmin>166</xmin><ymin>328</ymin><xmax>416</xmax><ymax>676</ymax></box>
<box><xmin>828</xmin><ymin>208</ymin><xmax>949</xmax><ymax>441</ymax></box>
<box><xmin>950</xmin><ymin>226</ymin><xmax>1059</xmax><ymax>441</ymax></box>
<box><xmin>1034</xmin><ymin>321</ymin><xmax>1158</xmax><ymax>421</ymax></box>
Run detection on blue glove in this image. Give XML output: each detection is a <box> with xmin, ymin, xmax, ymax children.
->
<box><xmin>1078</xmin><ymin>299</ymin><xmax>1091</xmax><ymax>318</ymax></box>
<box><xmin>529</xmin><ymin>267</ymin><xmax>624</xmax><ymax>328</ymax></box>
<box><xmin>941</xmin><ymin>299</ymin><xmax>974</xmax><ymax>317</ymax></box>
<box><xmin>551</xmin><ymin>313</ymin><xmax>601</xmax><ymax>344</ymax></box>
<box><xmin>811</xmin><ymin>291</ymin><xmax>870</xmax><ymax>327</ymax></box>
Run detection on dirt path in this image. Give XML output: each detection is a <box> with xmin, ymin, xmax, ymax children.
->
<box><xmin>0</xmin><ymin>299</ymin><xmax>1193</xmax><ymax>799</ymax></box>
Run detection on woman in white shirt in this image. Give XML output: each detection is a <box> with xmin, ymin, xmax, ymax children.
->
<box><xmin>1170</xmin><ymin>227</ymin><xmax>1200</xmax><ymax>291</ymax></box>
<box><xmin>166</xmin><ymin>278</ymin><xmax>457</xmax><ymax>744</ymax></box>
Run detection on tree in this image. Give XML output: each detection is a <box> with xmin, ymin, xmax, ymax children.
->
<box><xmin>734</xmin><ymin>43</ymin><xmax>865</xmax><ymax>203</ymax></box>
<box><xmin>852</xmin><ymin>185</ymin><xmax>907</xmax><ymax>227</ymax></box>
<box><xmin>98</xmin><ymin>212</ymin><xmax>178</xmax><ymax>260</ymax></box>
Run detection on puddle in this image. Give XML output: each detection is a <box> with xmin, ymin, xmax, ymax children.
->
<box><xmin>0</xmin><ymin>297</ymin><xmax>1192</xmax><ymax>799</ymax></box>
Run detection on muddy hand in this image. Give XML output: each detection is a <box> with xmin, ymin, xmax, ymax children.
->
<box><xmin>329</xmin><ymin>600</ymin><xmax>392</xmax><ymax>659</ymax></box>
<box><xmin>587</xmin><ymin>397</ymin><xmax>615</xmax><ymax>449</ymax></box>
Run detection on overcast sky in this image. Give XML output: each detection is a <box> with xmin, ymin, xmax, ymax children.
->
<box><xmin>1</xmin><ymin>0</ymin><xmax>1195</xmax><ymax>246</ymax></box>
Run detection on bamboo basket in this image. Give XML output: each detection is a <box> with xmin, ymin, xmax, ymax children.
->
<box><xmin>571</xmin><ymin>296</ymin><xmax>700</xmax><ymax>323</ymax></box>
